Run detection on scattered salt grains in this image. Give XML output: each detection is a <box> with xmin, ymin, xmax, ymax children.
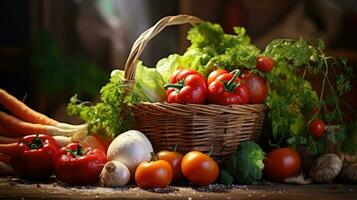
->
<box><xmin>262</xmin><ymin>194</ymin><xmax>266</xmax><ymax>197</ymax></box>
<box><xmin>248</xmin><ymin>194</ymin><xmax>251</xmax><ymax>197</ymax></box>
<box><xmin>227</xmin><ymin>197</ymin><xmax>231</xmax><ymax>199</ymax></box>
<box><xmin>188</xmin><ymin>197</ymin><xmax>192</xmax><ymax>200</ymax></box>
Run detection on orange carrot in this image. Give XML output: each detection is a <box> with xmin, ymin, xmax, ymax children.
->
<box><xmin>0</xmin><ymin>135</ymin><xmax>19</xmax><ymax>144</ymax></box>
<box><xmin>0</xmin><ymin>143</ymin><xmax>17</xmax><ymax>155</ymax></box>
<box><xmin>0</xmin><ymin>153</ymin><xmax>11</xmax><ymax>164</ymax></box>
<box><xmin>0</xmin><ymin>111</ymin><xmax>50</xmax><ymax>135</ymax></box>
<box><xmin>0</xmin><ymin>123</ymin><xmax>19</xmax><ymax>137</ymax></box>
<box><xmin>0</xmin><ymin>111</ymin><xmax>87</xmax><ymax>137</ymax></box>
<box><xmin>0</xmin><ymin>89</ymin><xmax>58</xmax><ymax>125</ymax></box>
<box><xmin>0</xmin><ymin>123</ymin><xmax>26</xmax><ymax>138</ymax></box>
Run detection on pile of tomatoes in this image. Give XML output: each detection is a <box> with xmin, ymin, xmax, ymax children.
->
<box><xmin>135</xmin><ymin>150</ymin><xmax>219</xmax><ymax>189</ymax></box>
<box><xmin>11</xmin><ymin>134</ymin><xmax>107</xmax><ymax>185</ymax></box>
<box><xmin>164</xmin><ymin>55</ymin><xmax>273</xmax><ymax>105</ymax></box>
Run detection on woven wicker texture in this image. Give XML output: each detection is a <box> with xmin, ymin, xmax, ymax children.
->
<box><xmin>123</xmin><ymin>15</ymin><xmax>267</xmax><ymax>160</ymax></box>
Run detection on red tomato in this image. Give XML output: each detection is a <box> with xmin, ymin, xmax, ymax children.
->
<box><xmin>181</xmin><ymin>151</ymin><xmax>219</xmax><ymax>186</ymax></box>
<box><xmin>207</xmin><ymin>69</ymin><xmax>250</xmax><ymax>105</ymax></box>
<box><xmin>135</xmin><ymin>160</ymin><xmax>173</xmax><ymax>189</ymax></box>
<box><xmin>165</xmin><ymin>69</ymin><xmax>207</xmax><ymax>104</ymax></box>
<box><xmin>264</xmin><ymin>147</ymin><xmax>301</xmax><ymax>182</ymax></box>
<box><xmin>157</xmin><ymin>150</ymin><xmax>184</xmax><ymax>181</ymax></box>
<box><xmin>256</xmin><ymin>56</ymin><xmax>274</xmax><ymax>72</ymax></box>
<box><xmin>309</xmin><ymin>119</ymin><xmax>325</xmax><ymax>139</ymax></box>
<box><xmin>54</xmin><ymin>143</ymin><xmax>107</xmax><ymax>185</ymax></box>
<box><xmin>241</xmin><ymin>72</ymin><xmax>268</xmax><ymax>104</ymax></box>
<box><xmin>11</xmin><ymin>134</ymin><xmax>59</xmax><ymax>180</ymax></box>
<box><xmin>207</xmin><ymin>69</ymin><xmax>229</xmax><ymax>85</ymax></box>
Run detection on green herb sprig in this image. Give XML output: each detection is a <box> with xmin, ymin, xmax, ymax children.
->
<box><xmin>263</xmin><ymin>38</ymin><xmax>355</xmax><ymax>155</ymax></box>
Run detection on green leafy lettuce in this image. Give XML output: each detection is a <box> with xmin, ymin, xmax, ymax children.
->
<box><xmin>156</xmin><ymin>22</ymin><xmax>260</xmax><ymax>79</ymax></box>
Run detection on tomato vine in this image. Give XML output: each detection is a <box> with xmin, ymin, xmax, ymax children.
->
<box><xmin>263</xmin><ymin>38</ymin><xmax>355</xmax><ymax>156</ymax></box>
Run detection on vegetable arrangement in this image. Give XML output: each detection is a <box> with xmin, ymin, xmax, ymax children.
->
<box><xmin>1</xmin><ymin>15</ymin><xmax>356</xmax><ymax>189</ymax></box>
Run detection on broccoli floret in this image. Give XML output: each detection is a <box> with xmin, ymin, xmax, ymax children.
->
<box><xmin>235</xmin><ymin>141</ymin><xmax>265</xmax><ymax>184</ymax></box>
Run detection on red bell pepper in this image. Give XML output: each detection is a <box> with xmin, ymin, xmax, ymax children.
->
<box><xmin>11</xmin><ymin>134</ymin><xmax>59</xmax><ymax>180</ymax></box>
<box><xmin>207</xmin><ymin>69</ymin><xmax>250</xmax><ymax>105</ymax></box>
<box><xmin>164</xmin><ymin>69</ymin><xmax>207</xmax><ymax>104</ymax></box>
<box><xmin>54</xmin><ymin>143</ymin><xmax>106</xmax><ymax>185</ymax></box>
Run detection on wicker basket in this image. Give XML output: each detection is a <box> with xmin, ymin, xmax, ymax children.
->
<box><xmin>123</xmin><ymin>15</ymin><xmax>267</xmax><ymax>161</ymax></box>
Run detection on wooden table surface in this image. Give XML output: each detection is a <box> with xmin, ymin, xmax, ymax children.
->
<box><xmin>0</xmin><ymin>177</ymin><xmax>356</xmax><ymax>200</ymax></box>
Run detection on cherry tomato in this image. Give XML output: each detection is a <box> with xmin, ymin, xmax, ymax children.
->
<box><xmin>135</xmin><ymin>159</ymin><xmax>173</xmax><ymax>189</ymax></box>
<box><xmin>256</xmin><ymin>56</ymin><xmax>274</xmax><ymax>72</ymax></box>
<box><xmin>241</xmin><ymin>72</ymin><xmax>268</xmax><ymax>104</ymax></box>
<box><xmin>264</xmin><ymin>147</ymin><xmax>301</xmax><ymax>182</ymax></box>
<box><xmin>309</xmin><ymin>119</ymin><xmax>325</xmax><ymax>139</ymax></box>
<box><xmin>181</xmin><ymin>151</ymin><xmax>219</xmax><ymax>186</ymax></box>
<box><xmin>207</xmin><ymin>69</ymin><xmax>229</xmax><ymax>85</ymax></box>
<box><xmin>157</xmin><ymin>150</ymin><xmax>184</xmax><ymax>181</ymax></box>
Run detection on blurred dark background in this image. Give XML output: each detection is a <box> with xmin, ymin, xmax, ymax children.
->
<box><xmin>0</xmin><ymin>0</ymin><xmax>356</xmax><ymax>122</ymax></box>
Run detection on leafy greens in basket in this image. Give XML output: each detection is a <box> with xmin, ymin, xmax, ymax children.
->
<box><xmin>67</xmin><ymin>21</ymin><xmax>356</xmax><ymax>156</ymax></box>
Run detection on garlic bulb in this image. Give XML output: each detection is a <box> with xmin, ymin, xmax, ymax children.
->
<box><xmin>100</xmin><ymin>161</ymin><xmax>130</xmax><ymax>187</ymax></box>
<box><xmin>309</xmin><ymin>154</ymin><xmax>342</xmax><ymax>183</ymax></box>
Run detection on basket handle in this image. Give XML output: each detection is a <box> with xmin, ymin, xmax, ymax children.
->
<box><xmin>123</xmin><ymin>15</ymin><xmax>203</xmax><ymax>81</ymax></box>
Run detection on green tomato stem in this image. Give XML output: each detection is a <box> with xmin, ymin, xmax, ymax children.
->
<box><xmin>28</xmin><ymin>135</ymin><xmax>44</xmax><ymax>150</ymax></box>
<box><xmin>164</xmin><ymin>82</ymin><xmax>184</xmax><ymax>90</ymax></box>
<box><xmin>225</xmin><ymin>69</ymin><xmax>241</xmax><ymax>92</ymax></box>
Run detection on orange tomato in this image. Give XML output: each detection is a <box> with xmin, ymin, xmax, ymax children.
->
<box><xmin>80</xmin><ymin>135</ymin><xmax>107</xmax><ymax>153</ymax></box>
<box><xmin>135</xmin><ymin>160</ymin><xmax>173</xmax><ymax>189</ymax></box>
<box><xmin>80</xmin><ymin>133</ymin><xmax>113</xmax><ymax>153</ymax></box>
<box><xmin>157</xmin><ymin>150</ymin><xmax>184</xmax><ymax>181</ymax></box>
<box><xmin>181</xmin><ymin>151</ymin><xmax>219</xmax><ymax>186</ymax></box>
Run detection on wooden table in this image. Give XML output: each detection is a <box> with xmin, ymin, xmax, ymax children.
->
<box><xmin>0</xmin><ymin>177</ymin><xmax>356</xmax><ymax>200</ymax></box>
